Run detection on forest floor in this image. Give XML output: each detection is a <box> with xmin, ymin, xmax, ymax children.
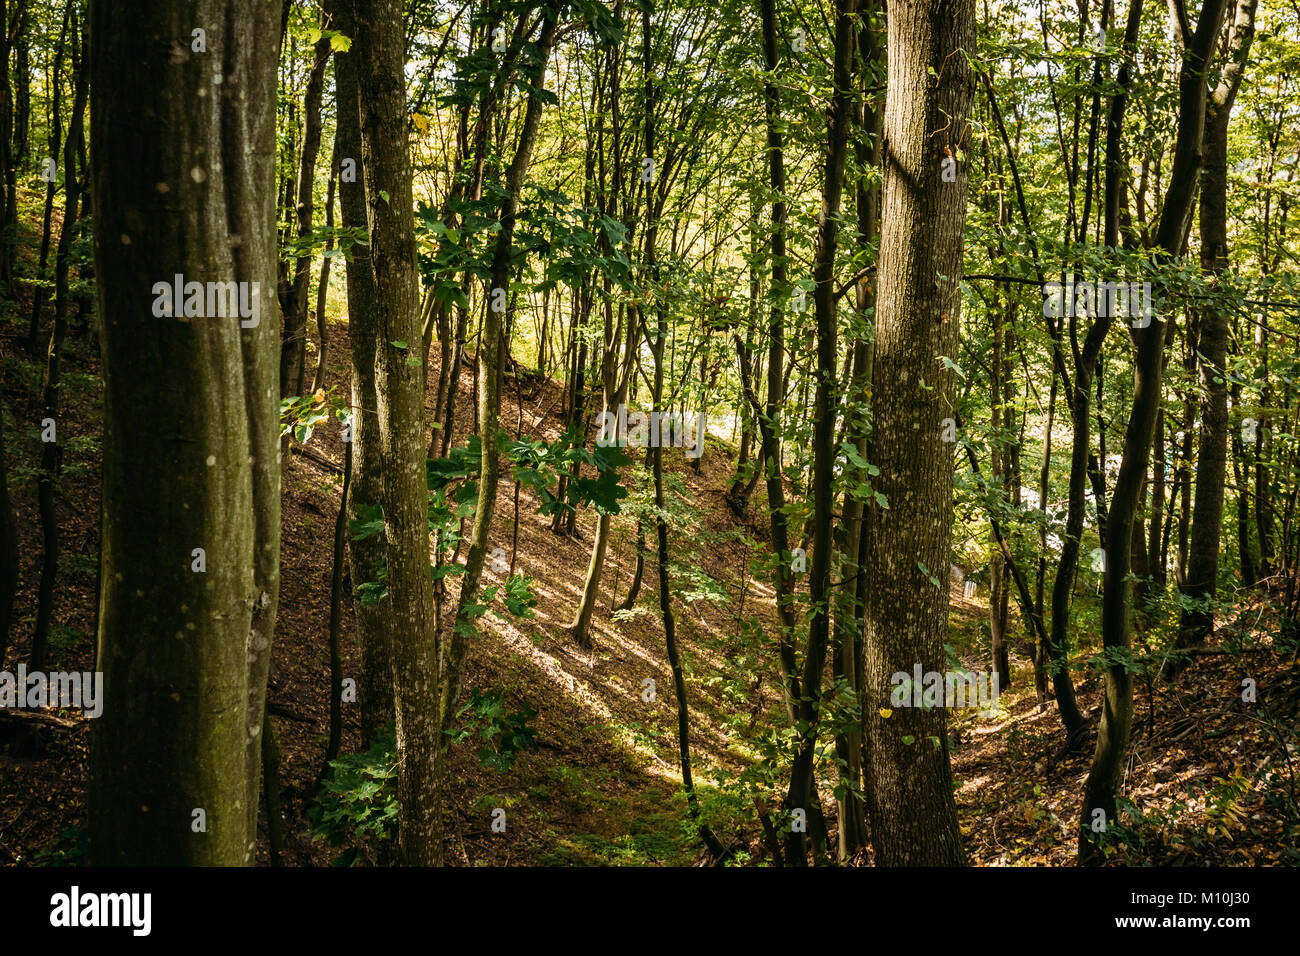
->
<box><xmin>1</xmin><ymin>191</ymin><xmax>1297</xmax><ymax>866</ymax></box>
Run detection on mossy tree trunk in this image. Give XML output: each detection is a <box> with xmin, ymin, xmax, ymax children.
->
<box><xmin>87</xmin><ymin>0</ymin><xmax>282</xmax><ymax>865</ymax></box>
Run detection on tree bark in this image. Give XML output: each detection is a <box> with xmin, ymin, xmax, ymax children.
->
<box><xmin>1173</xmin><ymin>0</ymin><xmax>1256</xmax><ymax>666</ymax></box>
<box><xmin>353</xmin><ymin>0</ymin><xmax>442</xmax><ymax>866</ymax></box>
<box><xmin>861</xmin><ymin>0</ymin><xmax>973</xmax><ymax>867</ymax></box>
<box><xmin>328</xmin><ymin>0</ymin><xmax>393</xmax><ymax>749</ymax></box>
<box><xmin>87</xmin><ymin>0</ymin><xmax>282</xmax><ymax>865</ymax></box>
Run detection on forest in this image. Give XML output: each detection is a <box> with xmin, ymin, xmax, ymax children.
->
<box><xmin>0</xmin><ymin>0</ymin><xmax>1297</xmax><ymax>874</ymax></box>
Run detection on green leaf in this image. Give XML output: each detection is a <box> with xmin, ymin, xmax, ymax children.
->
<box><xmin>349</xmin><ymin>503</ymin><xmax>385</xmax><ymax>541</ymax></box>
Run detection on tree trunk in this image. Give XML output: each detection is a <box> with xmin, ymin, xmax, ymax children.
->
<box><xmin>279</xmin><ymin>17</ymin><xmax>332</xmax><ymax>401</ymax></box>
<box><xmin>782</xmin><ymin>0</ymin><xmax>858</xmax><ymax>868</ymax></box>
<box><xmin>329</xmin><ymin>0</ymin><xmax>393</xmax><ymax>749</ymax></box>
<box><xmin>0</xmin><ymin>411</ymin><xmax>17</xmax><ymax>670</ymax></box>
<box><xmin>438</xmin><ymin>7</ymin><xmax>559</xmax><ymax>729</ymax></box>
<box><xmin>861</xmin><ymin>0</ymin><xmax>973</xmax><ymax>867</ymax></box>
<box><xmin>25</xmin><ymin>2</ymin><xmax>68</xmax><ymax>355</ymax></box>
<box><xmin>0</xmin><ymin>0</ymin><xmax>14</xmax><ymax>291</ymax></box>
<box><xmin>354</xmin><ymin>0</ymin><xmax>443</xmax><ymax>866</ymax></box>
<box><xmin>1173</xmin><ymin>0</ymin><xmax>1256</xmax><ymax>665</ymax></box>
<box><xmin>754</xmin><ymin>0</ymin><xmax>800</xmax><ymax>728</ymax></box>
<box><xmin>1080</xmin><ymin>0</ymin><xmax>1230</xmax><ymax>861</ymax></box>
<box><xmin>311</xmin><ymin>138</ymin><xmax>340</xmax><ymax>394</ymax></box>
<box><xmin>87</xmin><ymin>0</ymin><xmax>282</xmax><ymax>865</ymax></box>
<box><xmin>30</xmin><ymin>14</ymin><xmax>88</xmax><ymax>674</ymax></box>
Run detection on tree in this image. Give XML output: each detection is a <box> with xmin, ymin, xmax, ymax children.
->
<box><xmin>30</xmin><ymin>1</ymin><xmax>86</xmax><ymax>674</ymax></box>
<box><xmin>278</xmin><ymin>7</ymin><xmax>333</xmax><ymax>402</ymax></box>
<box><xmin>860</xmin><ymin>0</ymin><xmax>974</xmax><ymax>866</ymax></box>
<box><xmin>87</xmin><ymin>0</ymin><xmax>282</xmax><ymax>865</ymax></box>
<box><xmin>783</xmin><ymin>0</ymin><xmax>859</xmax><ymax>868</ymax></box>
<box><xmin>1080</xmin><ymin>0</ymin><xmax>1232</xmax><ymax>862</ymax></box>
<box><xmin>352</xmin><ymin>0</ymin><xmax>444</xmax><ymax>866</ymax></box>
<box><xmin>1174</xmin><ymin>0</ymin><xmax>1257</xmax><ymax>663</ymax></box>
<box><xmin>326</xmin><ymin>0</ymin><xmax>393</xmax><ymax>750</ymax></box>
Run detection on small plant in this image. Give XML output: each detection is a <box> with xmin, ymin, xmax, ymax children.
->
<box><xmin>279</xmin><ymin>386</ymin><xmax>349</xmax><ymax>446</ymax></box>
<box><xmin>307</xmin><ymin>724</ymin><xmax>398</xmax><ymax>866</ymax></box>
<box><xmin>35</xmin><ymin>825</ymin><xmax>85</xmax><ymax>867</ymax></box>
<box><xmin>446</xmin><ymin>689</ymin><xmax>539</xmax><ymax>773</ymax></box>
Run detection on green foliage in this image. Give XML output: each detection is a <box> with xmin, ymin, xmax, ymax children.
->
<box><xmin>34</xmin><ymin>826</ymin><xmax>85</xmax><ymax>867</ymax></box>
<box><xmin>279</xmin><ymin>387</ymin><xmax>349</xmax><ymax>446</ymax></box>
<box><xmin>446</xmin><ymin>689</ymin><xmax>540</xmax><ymax>773</ymax></box>
<box><xmin>308</xmin><ymin>724</ymin><xmax>399</xmax><ymax>866</ymax></box>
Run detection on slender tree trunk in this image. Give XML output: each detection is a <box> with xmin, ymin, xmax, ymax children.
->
<box><xmin>639</xmin><ymin>7</ymin><xmax>722</xmax><ymax>860</ymax></box>
<box><xmin>0</xmin><ymin>0</ymin><xmax>14</xmax><ymax>291</ymax></box>
<box><xmin>261</xmin><ymin>710</ymin><xmax>285</xmax><ymax>865</ymax></box>
<box><xmin>311</xmin><ymin>138</ymin><xmax>340</xmax><ymax>394</ymax></box>
<box><xmin>354</xmin><ymin>0</ymin><xmax>443</xmax><ymax>866</ymax></box>
<box><xmin>13</xmin><ymin>2</ymin><xmax>27</xmax><ymax>168</ymax></box>
<box><xmin>1080</xmin><ymin>0</ymin><xmax>1230</xmax><ymax>861</ymax></box>
<box><xmin>329</xmin><ymin>0</ymin><xmax>393</xmax><ymax>749</ymax></box>
<box><xmin>1173</xmin><ymin>0</ymin><xmax>1256</xmax><ymax>665</ymax></box>
<box><xmin>754</xmin><ymin>0</ymin><xmax>800</xmax><ymax>727</ymax></box>
<box><xmin>279</xmin><ymin>18</ymin><xmax>332</xmax><ymax>400</ymax></box>
<box><xmin>438</xmin><ymin>7</ymin><xmax>559</xmax><ymax>730</ymax></box>
<box><xmin>1033</xmin><ymin>371</ymin><xmax>1056</xmax><ymax>705</ymax></box>
<box><xmin>832</xmin><ymin>4</ymin><xmax>883</xmax><ymax>861</ymax></box>
<box><xmin>0</xmin><ymin>411</ymin><xmax>17</xmax><ymax>670</ymax></box>
<box><xmin>32</xmin><ymin>12</ymin><xmax>87</xmax><ymax>673</ymax></box>
<box><xmin>25</xmin><ymin>2</ymin><xmax>67</xmax><ymax>355</ymax></box>
<box><xmin>1231</xmin><ymin>372</ymin><xmax>1257</xmax><ymax>585</ymax></box>
<box><xmin>324</xmin><ymin>427</ymin><xmax>352</xmax><ymax>768</ymax></box>
<box><xmin>783</xmin><ymin>0</ymin><xmax>858</xmax><ymax>868</ymax></box>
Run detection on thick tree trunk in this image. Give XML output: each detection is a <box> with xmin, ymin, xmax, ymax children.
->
<box><xmin>87</xmin><ymin>0</ymin><xmax>282</xmax><ymax>865</ymax></box>
<box><xmin>861</xmin><ymin>0</ymin><xmax>973</xmax><ymax>866</ymax></box>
